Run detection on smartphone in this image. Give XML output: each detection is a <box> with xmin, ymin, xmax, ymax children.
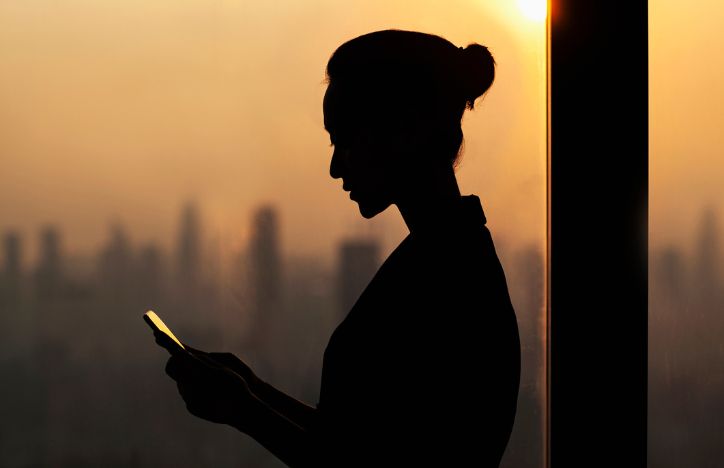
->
<box><xmin>143</xmin><ymin>310</ymin><xmax>186</xmax><ymax>353</ymax></box>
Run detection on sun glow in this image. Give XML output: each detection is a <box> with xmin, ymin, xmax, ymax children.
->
<box><xmin>518</xmin><ymin>0</ymin><xmax>548</xmax><ymax>21</ymax></box>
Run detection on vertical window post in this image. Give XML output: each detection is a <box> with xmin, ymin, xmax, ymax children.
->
<box><xmin>548</xmin><ymin>1</ymin><xmax>648</xmax><ymax>466</ymax></box>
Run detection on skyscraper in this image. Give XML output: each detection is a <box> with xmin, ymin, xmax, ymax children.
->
<box><xmin>652</xmin><ymin>246</ymin><xmax>686</xmax><ymax>306</ymax></box>
<box><xmin>137</xmin><ymin>243</ymin><xmax>165</xmax><ymax>306</ymax></box>
<box><xmin>695</xmin><ymin>206</ymin><xmax>720</xmax><ymax>301</ymax></box>
<box><xmin>2</xmin><ymin>231</ymin><xmax>23</xmax><ymax>302</ymax></box>
<box><xmin>35</xmin><ymin>226</ymin><xmax>63</xmax><ymax>299</ymax></box>
<box><xmin>175</xmin><ymin>201</ymin><xmax>202</xmax><ymax>298</ymax></box>
<box><xmin>692</xmin><ymin>206</ymin><xmax>723</xmax><ymax>364</ymax></box>
<box><xmin>97</xmin><ymin>224</ymin><xmax>133</xmax><ymax>299</ymax></box>
<box><xmin>248</xmin><ymin>205</ymin><xmax>282</xmax><ymax>350</ymax></box>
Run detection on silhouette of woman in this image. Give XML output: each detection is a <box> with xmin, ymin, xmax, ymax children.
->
<box><xmin>160</xmin><ymin>29</ymin><xmax>520</xmax><ymax>467</ymax></box>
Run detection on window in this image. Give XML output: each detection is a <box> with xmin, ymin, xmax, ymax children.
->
<box><xmin>649</xmin><ymin>0</ymin><xmax>724</xmax><ymax>465</ymax></box>
<box><xmin>0</xmin><ymin>1</ymin><xmax>547</xmax><ymax>466</ymax></box>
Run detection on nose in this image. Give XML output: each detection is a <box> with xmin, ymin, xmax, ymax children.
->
<box><xmin>329</xmin><ymin>146</ymin><xmax>345</xmax><ymax>180</ymax></box>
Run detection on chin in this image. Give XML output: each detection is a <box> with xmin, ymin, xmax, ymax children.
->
<box><xmin>356</xmin><ymin>199</ymin><xmax>390</xmax><ymax>219</ymax></box>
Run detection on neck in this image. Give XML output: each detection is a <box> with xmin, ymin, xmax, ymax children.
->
<box><xmin>395</xmin><ymin>165</ymin><xmax>463</xmax><ymax>234</ymax></box>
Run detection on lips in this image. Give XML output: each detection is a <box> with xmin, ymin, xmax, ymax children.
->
<box><xmin>342</xmin><ymin>180</ymin><xmax>356</xmax><ymax>200</ymax></box>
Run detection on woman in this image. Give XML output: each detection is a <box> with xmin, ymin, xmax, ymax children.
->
<box><xmin>160</xmin><ymin>29</ymin><xmax>520</xmax><ymax>467</ymax></box>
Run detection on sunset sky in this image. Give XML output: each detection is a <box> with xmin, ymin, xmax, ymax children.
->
<box><xmin>0</xmin><ymin>0</ymin><xmax>547</xmax><ymax>267</ymax></box>
<box><xmin>1</xmin><ymin>0</ymin><xmax>713</xmax><ymax>268</ymax></box>
<box><xmin>649</xmin><ymin>0</ymin><xmax>724</xmax><ymax>252</ymax></box>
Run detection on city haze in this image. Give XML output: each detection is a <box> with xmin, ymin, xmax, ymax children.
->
<box><xmin>0</xmin><ymin>2</ymin><xmax>548</xmax><ymax>466</ymax></box>
<box><xmin>0</xmin><ymin>0</ymin><xmax>546</xmax><ymax>266</ymax></box>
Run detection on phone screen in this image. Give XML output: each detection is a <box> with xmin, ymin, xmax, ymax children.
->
<box><xmin>143</xmin><ymin>310</ymin><xmax>186</xmax><ymax>351</ymax></box>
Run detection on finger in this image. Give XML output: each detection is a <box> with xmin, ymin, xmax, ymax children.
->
<box><xmin>177</xmin><ymin>380</ymin><xmax>196</xmax><ymax>399</ymax></box>
<box><xmin>177</xmin><ymin>381</ymin><xmax>202</xmax><ymax>414</ymax></box>
<box><xmin>165</xmin><ymin>352</ymin><xmax>202</xmax><ymax>381</ymax></box>
<box><xmin>208</xmin><ymin>353</ymin><xmax>252</xmax><ymax>376</ymax></box>
<box><xmin>180</xmin><ymin>345</ymin><xmax>229</xmax><ymax>372</ymax></box>
<box><xmin>177</xmin><ymin>377</ymin><xmax>214</xmax><ymax>407</ymax></box>
<box><xmin>207</xmin><ymin>352</ymin><xmax>240</xmax><ymax>368</ymax></box>
<box><xmin>165</xmin><ymin>354</ymin><xmax>182</xmax><ymax>380</ymax></box>
<box><xmin>178</xmin><ymin>349</ymin><xmax>227</xmax><ymax>371</ymax></box>
<box><xmin>182</xmin><ymin>343</ymin><xmax>207</xmax><ymax>356</ymax></box>
<box><xmin>154</xmin><ymin>331</ymin><xmax>182</xmax><ymax>355</ymax></box>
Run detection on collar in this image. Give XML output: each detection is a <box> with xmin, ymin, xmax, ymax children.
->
<box><xmin>408</xmin><ymin>194</ymin><xmax>488</xmax><ymax>241</ymax></box>
<box><xmin>461</xmin><ymin>194</ymin><xmax>487</xmax><ymax>226</ymax></box>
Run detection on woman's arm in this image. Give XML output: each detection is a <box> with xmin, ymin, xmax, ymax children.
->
<box><xmin>184</xmin><ymin>346</ymin><xmax>318</xmax><ymax>430</ymax></box>
<box><xmin>252</xmin><ymin>379</ymin><xmax>318</xmax><ymax>430</ymax></box>
<box><xmin>165</xmin><ymin>350</ymin><xmax>320</xmax><ymax>467</ymax></box>
<box><xmin>232</xmin><ymin>395</ymin><xmax>318</xmax><ymax>468</ymax></box>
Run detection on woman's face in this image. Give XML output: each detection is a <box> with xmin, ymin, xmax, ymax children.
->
<box><xmin>323</xmin><ymin>84</ymin><xmax>402</xmax><ymax>219</ymax></box>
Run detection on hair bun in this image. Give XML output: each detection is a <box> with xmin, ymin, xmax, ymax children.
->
<box><xmin>458</xmin><ymin>43</ymin><xmax>496</xmax><ymax>109</ymax></box>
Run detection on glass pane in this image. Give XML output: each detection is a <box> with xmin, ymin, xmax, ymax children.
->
<box><xmin>0</xmin><ymin>1</ymin><xmax>546</xmax><ymax>466</ymax></box>
<box><xmin>650</xmin><ymin>1</ymin><xmax>724</xmax><ymax>466</ymax></box>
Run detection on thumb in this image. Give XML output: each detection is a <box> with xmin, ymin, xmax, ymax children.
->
<box><xmin>182</xmin><ymin>342</ymin><xmax>208</xmax><ymax>356</ymax></box>
<box><xmin>207</xmin><ymin>352</ymin><xmax>244</xmax><ymax>369</ymax></box>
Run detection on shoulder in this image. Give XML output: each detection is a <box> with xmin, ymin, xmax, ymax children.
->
<box><xmin>408</xmin><ymin>224</ymin><xmax>500</xmax><ymax>288</ymax></box>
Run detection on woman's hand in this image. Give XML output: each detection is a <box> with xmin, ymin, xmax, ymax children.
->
<box><xmin>164</xmin><ymin>349</ymin><xmax>260</xmax><ymax>431</ymax></box>
<box><xmin>183</xmin><ymin>344</ymin><xmax>263</xmax><ymax>393</ymax></box>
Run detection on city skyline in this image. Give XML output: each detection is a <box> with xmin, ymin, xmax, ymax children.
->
<box><xmin>0</xmin><ymin>197</ymin><xmax>549</xmax><ymax>467</ymax></box>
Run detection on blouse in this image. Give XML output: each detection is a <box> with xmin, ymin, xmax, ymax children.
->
<box><xmin>313</xmin><ymin>194</ymin><xmax>521</xmax><ymax>467</ymax></box>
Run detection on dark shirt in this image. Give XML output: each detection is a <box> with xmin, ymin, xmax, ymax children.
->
<box><xmin>313</xmin><ymin>195</ymin><xmax>521</xmax><ymax>467</ymax></box>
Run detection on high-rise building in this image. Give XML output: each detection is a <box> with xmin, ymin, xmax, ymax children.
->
<box><xmin>692</xmin><ymin>207</ymin><xmax>723</xmax><ymax>359</ymax></box>
<box><xmin>512</xmin><ymin>246</ymin><xmax>545</xmax><ymax>327</ymax></box>
<box><xmin>136</xmin><ymin>243</ymin><xmax>165</xmax><ymax>306</ymax></box>
<box><xmin>695</xmin><ymin>206</ymin><xmax>720</xmax><ymax>301</ymax></box>
<box><xmin>248</xmin><ymin>206</ymin><xmax>282</xmax><ymax>346</ymax></box>
<box><xmin>510</xmin><ymin>245</ymin><xmax>545</xmax><ymax>396</ymax></box>
<box><xmin>175</xmin><ymin>201</ymin><xmax>202</xmax><ymax>297</ymax></box>
<box><xmin>336</xmin><ymin>239</ymin><xmax>380</xmax><ymax>319</ymax></box>
<box><xmin>2</xmin><ymin>231</ymin><xmax>23</xmax><ymax>302</ymax></box>
<box><xmin>653</xmin><ymin>246</ymin><xmax>686</xmax><ymax>305</ymax></box>
<box><xmin>35</xmin><ymin>226</ymin><xmax>63</xmax><ymax>299</ymax></box>
<box><xmin>504</xmin><ymin>245</ymin><xmax>546</xmax><ymax>468</ymax></box>
<box><xmin>97</xmin><ymin>224</ymin><xmax>133</xmax><ymax>298</ymax></box>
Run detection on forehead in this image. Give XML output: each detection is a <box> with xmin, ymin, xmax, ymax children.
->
<box><xmin>324</xmin><ymin>81</ymin><xmax>393</xmax><ymax>138</ymax></box>
<box><xmin>323</xmin><ymin>84</ymin><xmax>345</xmax><ymax>133</ymax></box>
<box><xmin>322</xmin><ymin>86</ymin><xmax>334</xmax><ymax>132</ymax></box>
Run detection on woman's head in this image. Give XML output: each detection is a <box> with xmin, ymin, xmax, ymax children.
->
<box><xmin>324</xmin><ymin>29</ymin><xmax>495</xmax><ymax>218</ymax></box>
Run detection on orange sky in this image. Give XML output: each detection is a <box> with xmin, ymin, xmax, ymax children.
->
<box><xmin>1</xmin><ymin>0</ymin><xmax>544</xmax><ymax>266</ymax></box>
<box><xmin>649</xmin><ymin>0</ymin><xmax>724</xmax><ymax>253</ymax></box>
